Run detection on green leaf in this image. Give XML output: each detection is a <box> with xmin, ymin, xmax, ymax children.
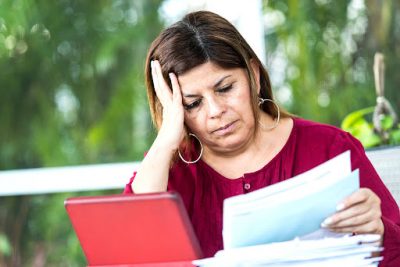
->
<box><xmin>0</xmin><ymin>233</ymin><xmax>11</xmax><ymax>256</ymax></box>
<box><xmin>341</xmin><ymin>107</ymin><xmax>375</xmax><ymax>131</ymax></box>
<box><xmin>380</xmin><ymin>115</ymin><xmax>394</xmax><ymax>131</ymax></box>
<box><xmin>389</xmin><ymin>128</ymin><xmax>400</xmax><ymax>145</ymax></box>
<box><xmin>360</xmin><ymin>132</ymin><xmax>382</xmax><ymax>148</ymax></box>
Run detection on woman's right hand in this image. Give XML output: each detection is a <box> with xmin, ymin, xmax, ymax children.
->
<box><xmin>131</xmin><ymin>61</ymin><xmax>184</xmax><ymax>193</ymax></box>
<box><xmin>151</xmin><ymin>60</ymin><xmax>185</xmax><ymax>151</ymax></box>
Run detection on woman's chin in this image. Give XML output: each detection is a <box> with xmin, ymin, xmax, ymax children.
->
<box><xmin>207</xmin><ymin>135</ymin><xmax>253</xmax><ymax>154</ymax></box>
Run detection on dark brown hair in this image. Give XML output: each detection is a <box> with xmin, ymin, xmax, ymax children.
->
<box><xmin>145</xmin><ymin>10</ymin><xmax>289</xmax><ymax>138</ymax></box>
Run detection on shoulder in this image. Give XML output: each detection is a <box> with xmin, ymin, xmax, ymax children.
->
<box><xmin>294</xmin><ymin>117</ymin><xmax>345</xmax><ymax>135</ymax></box>
<box><xmin>293</xmin><ymin>117</ymin><xmax>358</xmax><ymax>146</ymax></box>
<box><xmin>291</xmin><ymin>117</ymin><xmax>366</xmax><ymax>161</ymax></box>
<box><xmin>288</xmin><ymin>118</ymin><xmax>373</xmax><ymax>178</ymax></box>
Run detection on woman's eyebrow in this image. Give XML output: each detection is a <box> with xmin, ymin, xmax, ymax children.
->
<box><xmin>182</xmin><ymin>74</ymin><xmax>232</xmax><ymax>98</ymax></box>
<box><xmin>214</xmin><ymin>75</ymin><xmax>231</xmax><ymax>88</ymax></box>
<box><xmin>182</xmin><ymin>92</ymin><xmax>200</xmax><ymax>98</ymax></box>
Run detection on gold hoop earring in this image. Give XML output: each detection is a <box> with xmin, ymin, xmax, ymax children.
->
<box><xmin>258</xmin><ymin>97</ymin><xmax>280</xmax><ymax>130</ymax></box>
<box><xmin>178</xmin><ymin>133</ymin><xmax>203</xmax><ymax>164</ymax></box>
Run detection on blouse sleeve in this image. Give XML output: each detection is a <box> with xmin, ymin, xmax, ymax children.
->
<box><xmin>123</xmin><ymin>171</ymin><xmax>136</xmax><ymax>194</ymax></box>
<box><xmin>122</xmin><ymin>171</ymin><xmax>176</xmax><ymax>195</ymax></box>
<box><xmin>329</xmin><ymin>131</ymin><xmax>400</xmax><ymax>266</ymax></box>
<box><xmin>122</xmin><ymin>163</ymin><xmax>196</xmax><ymax>217</ymax></box>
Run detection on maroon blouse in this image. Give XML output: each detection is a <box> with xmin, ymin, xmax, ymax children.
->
<box><xmin>124</xmin><ymin>118</ymin><xmax>400</xmax><ymax>266</ymax></box>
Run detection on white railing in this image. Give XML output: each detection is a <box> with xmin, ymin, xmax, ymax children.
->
<box><xmin>0</xmin><ymin>162</ymin><xmax>139</xmax><ymax>196</ymax></box>
<box><xmin>0</xmin><ymin>147</ymin><xmax>398</xmax><ymax>204</ymax></box>
<box><xmin>365</xmin><ymin>146</ymin><xmax>400</xmax><ymax>206</ymax></box>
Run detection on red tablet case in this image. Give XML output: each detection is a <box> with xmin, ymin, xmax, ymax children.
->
<box><xmin>65</xmin><ymin>192</ymin><xmax>203</xmax><ymax>266</ymax></box>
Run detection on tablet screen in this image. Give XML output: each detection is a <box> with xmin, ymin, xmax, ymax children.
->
<box><xmin>65</xmin><ymin>192</ymin><xmax>203</xmax><ymax>265</ymax></box>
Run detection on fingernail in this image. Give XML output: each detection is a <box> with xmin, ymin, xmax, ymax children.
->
<box><xmin>336</xmin><ymin>203</ymin><xmax>345</xmax><ymax>211</ymax></box>
<box><xmin>322</xmin><ymin>217</ymin><xmax>332</xmax><ymax>226</ymax></box>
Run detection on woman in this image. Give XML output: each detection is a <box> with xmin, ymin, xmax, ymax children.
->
<box><xmin>124</xmin><ymin>11</ymin><xmax>400</xmax><ymax>266</ymax></box>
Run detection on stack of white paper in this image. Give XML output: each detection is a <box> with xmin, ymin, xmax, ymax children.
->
<box><xmin>193</xmin><ymin>234</ymin><xmax>383</xmax><ymax>267</ymax></box>
<box><xmin>193</xmin><ymin>151</ymin><xmax>384</xmax><ymax>266</ymax></box>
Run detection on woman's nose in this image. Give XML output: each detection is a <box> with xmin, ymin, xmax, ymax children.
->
<box><xmin>206</xmin><ymin>96</ymin><xmax>225</xmax><ymax>118</ymax></box>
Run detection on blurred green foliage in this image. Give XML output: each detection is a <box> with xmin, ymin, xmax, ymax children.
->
<box><xmin>0</xmin><ymin>0</ymin><xmax>399</xmax><ymax>265</ymax></box>
<box><xmin>342</xmin><ymin>107</ymin><xmax>400</xmax><ymax>148</ymax></box>
<box><xmin>263</xmin><ymin>0</ymin><xmax>399</xmax><ymax>126</ymax></box>
<box><xmin>0</xmin><ymin>0</ymin><xmax>163</xmax><ymax>265</ymax></box>
<box><xmin>0</xmin><ymin>233</ymin><xmax>11</xmax><ymax>256</ymax></box>
<box><xmin>0</xmin><ymin>0</ymin><xmax>163</xmax><ymax>169</ymax></box>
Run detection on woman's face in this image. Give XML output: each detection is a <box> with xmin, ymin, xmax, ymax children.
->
<box><xmin>178</xmin><ymin>61</ymin><xmax>258</xmax><ymax>154</ymax></box>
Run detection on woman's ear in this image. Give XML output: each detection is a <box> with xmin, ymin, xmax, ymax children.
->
<box><xmin>250</xmin><ymin>59</ymin><xmax>261</xmax><ymax>94</ymax></box>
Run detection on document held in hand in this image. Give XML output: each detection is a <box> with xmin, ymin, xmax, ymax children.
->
<box><xmin>222</xmin><ymin>151</ymin><xmax>359</xmax><ymax>249</ymax></box>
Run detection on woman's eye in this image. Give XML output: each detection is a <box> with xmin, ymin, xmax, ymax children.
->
<box><xmin>217</xmin><ymin>84</ymin><xmax>233</xmax><ymax>93</ymax></box>
<box><xmin>184</xmin><ymin>99</ymin><xmax>201</xmax><ymax>110</ymax></box>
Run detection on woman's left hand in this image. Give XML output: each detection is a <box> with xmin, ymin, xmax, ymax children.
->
<box><xmin>321</xmin><ymin>188</ymin><xmax>384</xmax><ymax>236</ymax></box>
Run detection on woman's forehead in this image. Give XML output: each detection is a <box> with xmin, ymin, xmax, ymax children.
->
<box><xmin>177</xmin><ymin>62</ymin><xmax>244</xmax><ymax>93</ymax></box>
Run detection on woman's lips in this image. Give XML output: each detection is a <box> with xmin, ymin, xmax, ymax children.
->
<box><xmin>212</xmin><ymin>120</ymin><xmax>237</xmax><ymax>135</ymax></box>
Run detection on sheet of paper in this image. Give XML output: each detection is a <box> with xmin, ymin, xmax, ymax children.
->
<box><xmin>223</xmin><ymin>169</ymin><xmax>359</xmax><ymax>248</ymax></box>
<box><xmin>217</xmin><ymin>234</ymin><xmax>381</xmax><ymax>260</ymax></box>
<box><xmin>193</xmin><ymin>235</ymin><xmax>382</xmax><ymax>267</ymax></box>
<box><xmin>223</xmin><ymin>151</ymin><xmax>351</xmax><ymax>208</ymax></box>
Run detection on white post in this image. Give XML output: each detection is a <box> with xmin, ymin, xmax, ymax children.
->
<box><xmin>203</xmin><ymin>0</ymin><xmax>266</xmax><ymax>65</ymax></box>
<box><xmin>0</xmin><ymin>162</ymin><xmax>139</xmax><ymax>196</ymax></box>
<box><xmin>160</xmin><ymin>0</ymin><xmax>266</xmax><ymax>64</ymax></box>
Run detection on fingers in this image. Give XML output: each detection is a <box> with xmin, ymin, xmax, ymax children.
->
<box><xmin>328</xmin><ymin>217</ymin><xmax>384</xmax><ymax>235</ymax></box>
<box><xmin>151</xmin><ymin>60</ymin><xmax>183</xmax><ymax>113</ymax></box>
<box><xmin>169</xmin><ymin>72</ymin><xmax>182</xmax><ymax>104</ymax></box>
<box><xmin>151</xmin><ymin>60</ymin><xmax>173</xmax><ymax>106</ymax></box>
<box><xmin>338</xmin><ymin>188</ymin><xmax>374</xmax><ymax>211</ymax></box>
<box><xmin>151</xmin><ymin>60</ymin><xmax>162</xmax><ymax>99</ymax></box>
<box><xmin>321</xmin><ymin>188</ymin><xmax>384</xmax><ymax>235</ymax></box>
<box><xmin>324</xmin><ymin>208</ymin><xmax>380</xmax><ymax>229</ymax></box>
<box><xmin>150</xmin><ymin>61</ymin><xmax>185</xmax><ymax>148</ymax></box>
<box><xmin>326</xmin><ymin>194</ymin><xmax>375</xmax><ymax>224</ymax></box>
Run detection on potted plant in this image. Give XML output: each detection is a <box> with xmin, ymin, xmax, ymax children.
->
<box><xmin>341</xmin><ymin>53</ymin><xmax>400</xmax><ymax>148</ymax></box>
<box><xmin>341</xmin><ymin>53</ymin><xmax>400</xmax><ymax>206</ymax></box>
